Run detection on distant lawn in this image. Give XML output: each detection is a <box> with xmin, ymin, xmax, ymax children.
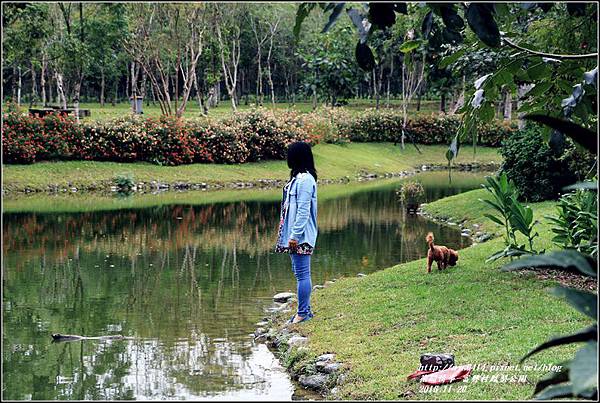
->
<box><xmin>277</xmin><ymin>189</ymin><xmax>591</xmax><ymax>400</ymax></box>
<box><xmin>2</xmin><ymin>144</ymin><xmax>501</xmax><ymax>193</ymax></box>
<box><xmin>73</xmin><ymin>99</ymin><xmax>443</xmax><ymax>121</ymax></box>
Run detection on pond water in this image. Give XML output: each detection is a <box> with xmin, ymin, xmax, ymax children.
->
<box><xmin>2</xmin><ymin>172</ymin><xmax>485</xmax><ymax>400</ymax></box>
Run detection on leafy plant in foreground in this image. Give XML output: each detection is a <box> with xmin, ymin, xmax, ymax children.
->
<box><xmin>481</xmin><ymin>172</ymin><xmax>542</xmax><ymax>261</ymax></box>
<box><xmin>546</xmin><ymin>187</ymin><xmax>598</xmax><ymax>258</ymax></box>
<box><xmin>502</xmin><ymin>251</ymin><xmax>598</xmax><ymax>400</ymax></box>
<box><xmin>479</xmin><ymin>172</ymin><xmax>518</xmax><ymax>247</ymax></box>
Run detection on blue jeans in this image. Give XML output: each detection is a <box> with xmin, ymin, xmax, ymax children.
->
<box><xmin>290</xmin><ymin>254</ymin><xmax>313</xmax><ymax>318</ymax></box>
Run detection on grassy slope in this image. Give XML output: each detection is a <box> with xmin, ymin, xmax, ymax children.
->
<box><xmin>290</xmin><ymin>189</ymin><xmax>591</xmax><ymax>400</ymax></box>
<box><xmin>2</xmin><ymin>144</ymin><xmax>501</xmax><ymax>192</ymax></box>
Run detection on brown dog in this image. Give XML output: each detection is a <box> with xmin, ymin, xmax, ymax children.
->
<box><xmin>426</xmin><ymin>232</ymin><xmax>459</xmax><ymax>273</ymax></box>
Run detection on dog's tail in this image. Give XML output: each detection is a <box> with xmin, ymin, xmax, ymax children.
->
<box><xmin>426</xmin><ymin>232</ymin><xmax>435</xmax><ymax>250</ymax></box>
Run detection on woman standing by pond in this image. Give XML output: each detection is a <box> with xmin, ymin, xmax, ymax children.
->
<box><xmin>275</xmin><ymin>141</ymin><xmax>318</xmax><ymax>324</ymax></box>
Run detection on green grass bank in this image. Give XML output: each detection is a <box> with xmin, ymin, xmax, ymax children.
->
<box><xmin>2</xmin><ymin>143</ymin><xmax>500</xmax><ymax>193</ymax></box>
<box><xmin>277</xmin><ymin>189</ymin><xmax>593</xmax><ymax>400</ymax></box>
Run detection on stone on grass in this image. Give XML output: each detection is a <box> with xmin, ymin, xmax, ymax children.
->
<box><xmin>298</xmin><ymin>373</ymin><xmax>329</xmax><ymax>391</ymax></box>
<box><xmin>316</xmin><ymin>361</ymin><xmax>342</xmax><ymax>374</ymax></box>
<box><xmin>273</xmin><ymin>292</ymin><xmax>296</xmax><ymax>303</ymax></box>
<box><xmin>313</xmin><ymin>285</ymin><xmax>325</xmax><ymax>291</ymax></box>
<box><xmin>287</xmin><ymin>335</ymin><xmax>308</xmax><ymax>348</ymax></box>
<box><xmin>317</xmin><ymin>353</ymin><xmax>335</xmax><ymax>362</ymax></box>
<box><xmin>357</xmin><ymin>273</ymin><xmax>367</xmax><ymax>277</ymax></box>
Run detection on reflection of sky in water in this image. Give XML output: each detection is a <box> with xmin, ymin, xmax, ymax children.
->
<box><xmin>121</xmin><ymin>341</ymin><xmax>293</xmax><ymax>401</ymax></box>
<box><xmin>49</xmin><ymin>339</ymin><xmax>292</xmax><ymax>401</ymax></box>
<box><xmin>3</xmin><ymin>172</ymin><xmax>484</xmax><ymax>400</ymax></box>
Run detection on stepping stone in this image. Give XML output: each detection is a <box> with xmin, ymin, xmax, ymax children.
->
<box><xmin>298</xmin><ymin>374</ymin><xmax>329</xmax><ymax>391</ymax></box>
<box><xmin>317</xmin><ymin>353</ymin><xmax>335</xmax><ymax>362</ymax></box>
<box><xmin>313</xmin><ymin>285</ymin><xmax>325</xmax><ymax>291</ymax></box>
<box><xmin>273</xmin><ymin>292</ymin><xmax>295</xmax><ymax>303</ymax></box>
<box><xmin>357</xmin><ymin>273</ymin><xmax>367</xmax><ymax>277</ymax></box>
<box><xmin>316</xmin><ymin>361</ymin><xmax>342</xmax><ymax>374</ymax></box>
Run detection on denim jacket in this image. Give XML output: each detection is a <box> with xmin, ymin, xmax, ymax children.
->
<box><xmin>276</xmin><ymin>172</ymin><xmax>318</xmax><ymax>248</ymax></box>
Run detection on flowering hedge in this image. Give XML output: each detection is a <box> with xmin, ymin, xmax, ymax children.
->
<box><xmin>339</xmin><ymin>109</ymin><xmax>517</xmax><ymax>146</ymax></box>
<box><xmin>2</xmin><ymin>108</ymin><xmax>517</xmax><ymax>165</ymax></box>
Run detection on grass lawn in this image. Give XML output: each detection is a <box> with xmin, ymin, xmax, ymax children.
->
<box><xmin>74</xmin><ymin>99</ymin><xmax>443</xmax><ymax>121</ymax></box>
<box><xmin>280</xmin><ymin>189</ymin><xmax>592</xmax><ymax>400</ymax></box>
<box><xmin>2</xmin><ymin>143</ymin><xmax>501</xmax><ymax>193</ymax></box>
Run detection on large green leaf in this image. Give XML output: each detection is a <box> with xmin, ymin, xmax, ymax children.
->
<box><xmin>551</xmin><ymin>287</ymin><xmax>597</xmax><ymax>319</ymax></box>
<box><xmin>322</xmin><ymin>3</ymin><xmax>346</xmax><ymax>33</ymax></box>
<box><xmin>479</xmin><ymin>103</ymin><xmax>495</xmax><ymax>122</ymax></box>
<box><xmin>355</xmin><ymin>41</ymin><xmax>376</xmax><ymax>71</ymax></box>
<box><xmin>483</xmin><ymin>213</ymin><xmax>505</xmax><ymax>226</ymax></box>
<box><xmin>524</xmin><ymin>115</ymin><xmax>597</xmax><ymax>154</ymax></box>
<box><xmin>294</xmin><ymin>3</ymin><xmax>317</xmax><ymax>39</ymax></box>
<box><xmin>438</xmin><ymin>47</ymin><xmax>466</xmax><ymax>68</ymax></box>
<box><xmin>501</xmin><ymin>250</ymin><xmax>597</xmax><ymax>278</ymax></box>
<box><xmin>534</xmin><ymin>361</ymin><xmax>570</xmax><ymax>395</ymax></box>
<box><xmin>440</xmin><ymin>4</ymin><xmax>464</xmax><ymax>30</ymax></box>
<box><xmin>399</xmin><ymin>39</ymin><xmax>422</xmax><ymax>53</ymax></box>
<box><xmin>570</xmin><ymin>342</ymin><xmax>598</xmax><ymax>396</ymax></box>
<box><xmin>421</xmin><ymin>10</ymin><xmax>434</xmax><ymax>39</ymax></box>
<box><xmin>534</xmin><ymin>383</ymin><xmax>574</xmax><ymax>400</ymax></box>
<box><xmin>520</xmin><ymin>325</ymin><xmax>597</xmax><ymax>363</ymax></box>
<box><xmin>466</xmin><ymin>4</ymin><xmax>500</xmax><ymax>47</ymax></box>
<box><xmin>527</xmin><ymin>62</ymin><xmax>551</xmax><ymax>80</ymax></box>
<box><xmin>368</xmin><ymin>2</ymin><xmax>395</xmax><ymax>29</ymax></box>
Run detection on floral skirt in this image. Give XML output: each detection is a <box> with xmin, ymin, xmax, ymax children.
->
<box><xmin>274</xmin><ymin>243</ymin><xmax>314</xmax><ymax>255</ymax></box>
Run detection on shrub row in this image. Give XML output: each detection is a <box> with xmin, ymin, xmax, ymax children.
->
<box><xmin>2</xmin><ymin>108</ymin><xmax>517</xmax><ymax>165</ymax></box>
<box><xmin>339</xmin><ymin>109</ymin><xmax>517</xmax><ymax>146</ymax></box>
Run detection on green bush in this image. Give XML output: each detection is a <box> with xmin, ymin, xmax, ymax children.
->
<box><xmin>546</xmin><ymin>187</ymin><xmax>598</xmax><ymax>257</ymax></box>
<box><xmin>226</xmin><ymin>109</ymin><xmax>303</xmax><ymax>162</ymax></box>
<box><xmin>408</xmin><ymin>114</ymin><xmax>461</xmax><ymax>144</ymax></box>
<box><xmin>499</xmin><ymin>126</ymin><xmax>578</xmax><ymax>202</ymax></box>
<box><xmin>478</xmin><ymin>120</ymin><xmax>518</xmax><ymax>147</ymax></box>
<box><xmin>339</xmin><ymin>110</ymin><xmax>516</xmax><ymax>145</ymax></box>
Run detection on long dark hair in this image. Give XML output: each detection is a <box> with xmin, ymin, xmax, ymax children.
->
<box><xmin>287</xmin><ymin>141</ymin><xmax>317</xmax><ymax>181</ymax></box>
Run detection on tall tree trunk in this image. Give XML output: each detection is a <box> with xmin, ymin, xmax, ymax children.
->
<box><xmin>112</xmin><ymin>79</ymin><xmax>117</xmax><ymax>106</ymax></box>
<box><xmin>48</xmin><ymin>73</ymin><xmax>53</xmax><ymax>107</ymax></box>
<box><xmin>416</xmin><ymin>83</ymin><xmax>422</xmax><ymax>111</ymax></box>
<box><xmin>517</xmin><ymin>84</ymin><xmax>533</xmax><ymax>129</ymax></box>
<box><xmin>386</xmin><ymin>56</ymin><xmax>394</xmax><ymax>108</ymax></box>
<box><xmin>17</xmin><ymin>67</ymin><xmax>22</xmax><ymax>106</ymax></box>
<box><xmin>130</xmin><ymin>61</ymin><xmax>138</xmax><ymax>113</ymax></box>
<box><xmin>256</xmin><ymin>51</ymin><xmax>263</xmax><ymax>106</ymax></box>
<box><xmin>41</xmin><ymin>55</ymin><xmax>47</xmax><ymax>106</ymax></box>
<box><xmin>12</xmin><ymin>65</ymin><xmax>17</xmax><ymax>103</ymax></box>
<box><xmin>73</xmin><ymin>71</ymin><xmax>83</xmax><ymax>122</ymax></box>
<box><xmin>503</xmin><ymin>88</ymin><xmax>512</xmax><ymax>120</ymax></box>
<box><xmin>100</xmin><ymin>68</ymin><xmax>105</xmax><ymax>107</ymax></box>
<box><xmin>55</xmin><ymin>71</ymin><xmax>67</xmax><ymax>109</ymax></box>
<box><xmin>440</xmin><ymin>92</ymin><xmax>446</xmax><ymax>113</ymax></box>
<box><xmin>450</xmin><ymin>75</ymin><xmax>466</xmax><ymax>114</ymax></box>
<box><xmin>30</xmin><ymin>62</ymin><xmax>38</xmax><ymax>107</ymax></box>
